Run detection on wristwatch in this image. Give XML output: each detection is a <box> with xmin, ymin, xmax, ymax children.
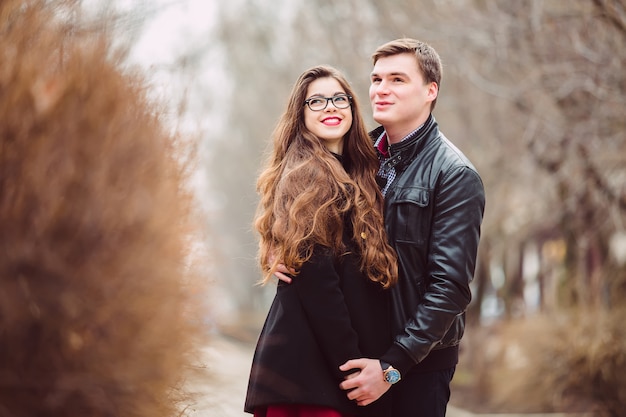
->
<box><xmin>381</xmin><ymin>361</ymin><xmax>401</xmax><ymax>384</ymax></box>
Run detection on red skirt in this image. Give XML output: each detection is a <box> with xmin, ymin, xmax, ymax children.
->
<box><xmin>254</xmin><ymin>404</ymin><xmax>354</xmax><ymax>417</ymax></box>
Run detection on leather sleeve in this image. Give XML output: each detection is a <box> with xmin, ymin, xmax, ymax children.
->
<box><xmin>383</xmin><ymin>165</ymin><xmax>485</xmax><ymax>375</ymax></box>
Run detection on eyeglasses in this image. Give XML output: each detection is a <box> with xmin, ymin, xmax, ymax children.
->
<box><xmin>304</xmin><ymin>94</ymin><xmax>352</xmax><ymax>111</ymax></box>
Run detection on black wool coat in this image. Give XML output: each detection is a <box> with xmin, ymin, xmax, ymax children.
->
<box><xmin>244</xmin><ymin>240</ymin><xmax>392</xmax><ymax>417</ymax></box>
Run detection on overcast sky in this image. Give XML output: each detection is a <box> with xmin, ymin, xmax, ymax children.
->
<box><xmin>127</xmin><ymin>0</ymin><xmax>218</xmax><ymax>66</ymax></box>
<box><xmin>104</xmin><ymin>0</ymin><xmax>228</xmax><ymax>217</ymax></box>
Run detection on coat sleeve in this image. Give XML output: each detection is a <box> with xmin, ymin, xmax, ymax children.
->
<box><xmin>382</xmin><ymin>165</ymin><xmax>485</xmax><ymax>374</ymax></box>
<box><xmin>291</xmin><ymin>247</ymin><xmax>363</xmax><ymax>380</ymax></box>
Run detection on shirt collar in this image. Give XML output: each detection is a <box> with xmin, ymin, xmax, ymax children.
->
<box><xmin>375</xmin><ymin>124</ymin><xmax>424</xmax><ymax>158</ymax></box>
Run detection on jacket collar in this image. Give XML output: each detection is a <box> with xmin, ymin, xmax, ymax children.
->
<box><xmin>371</xmin><ymin>114</ymin><xmax>438</xmax><ymax>172</ymax></box>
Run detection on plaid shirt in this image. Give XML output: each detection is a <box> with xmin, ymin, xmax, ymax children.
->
<box><xmin>374</xmin><ymin>125</ymin><xmax>424</xmax><ymax>196</ymax></box>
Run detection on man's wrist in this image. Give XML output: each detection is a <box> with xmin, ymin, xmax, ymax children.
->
<box><xmin>380</xmin><ymin>361</ymin><xmax>401</xmax><ymax>384</ymax></box>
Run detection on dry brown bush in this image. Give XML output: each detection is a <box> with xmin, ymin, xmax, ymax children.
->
<box><xmin>0</xmin><ymin>1</ymin><xmax>207</xmax><ymax>416</ymax></box>
<box><xmin>458</xmin><ymin>310</ymin><xmax>626</xmax><ymax>417</ymax></box>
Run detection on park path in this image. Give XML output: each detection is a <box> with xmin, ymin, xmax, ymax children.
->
<box><xmin>184</xmin><ymin>334</ymin><xmax>252</xmax><ymax>417</ymax></box>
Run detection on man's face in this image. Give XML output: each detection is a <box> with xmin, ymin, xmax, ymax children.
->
<box><xmin>369</xmin><ymin>53</ymin><xmax>437</xmax><ymax>141</ymax></box>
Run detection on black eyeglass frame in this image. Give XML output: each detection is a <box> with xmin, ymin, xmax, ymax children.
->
<box><xmin>304</xmin><ymin>94</ymin><xmax>353</xmax><ymax>111</ymax></box>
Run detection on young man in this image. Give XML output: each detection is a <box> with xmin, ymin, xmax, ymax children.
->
<box><xmin>337</xmin><ymin>38</ymin><xmax>485</xmax><ymax>417</ymax></box>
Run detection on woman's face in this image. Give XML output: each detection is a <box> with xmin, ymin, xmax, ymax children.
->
<box><xmin>303</xmin><ymin>77</ymin><xmax>352</xmax><ymax>155</ymax></box>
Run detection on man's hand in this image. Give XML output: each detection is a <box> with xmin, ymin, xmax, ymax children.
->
<box><xmin>268</xmin><ymin>250</ymin><xmax>296</xmax><ymax>283</ymax></box>
<box><xmin>339</xmin><ymin>358</ymin><xmax>391</xmax><ymax>406</ymax></box>
<box><xmin>274</xmin><ymin>263</ymin><xmax>295</xmax><ymax>283</ymax></box>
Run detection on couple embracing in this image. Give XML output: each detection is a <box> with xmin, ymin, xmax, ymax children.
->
<box><xmin>245</xmin><ymin>38</ymin><xmax>485</xmax><ymax>417</ymax></box>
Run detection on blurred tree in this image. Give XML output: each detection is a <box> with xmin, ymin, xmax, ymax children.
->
<box><xmin>464</xmin><ymin>0</ymin><xmax>626</xmax><ymax>311</ymax></box>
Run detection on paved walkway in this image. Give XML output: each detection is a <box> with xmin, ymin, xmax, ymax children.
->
<box><xmin>184</xmin><ymin>334</ymin><xmax>252</xmax><ymax>417</ymax></box>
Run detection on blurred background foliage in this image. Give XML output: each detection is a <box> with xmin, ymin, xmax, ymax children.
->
<box><xmin>17</xmin><ymin>0</ymin><xmax>626</xmax><ymax>415</ymax></box>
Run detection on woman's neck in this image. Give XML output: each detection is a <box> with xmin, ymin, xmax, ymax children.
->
<box><xmin>323</xmin><ymin>139</ymin><xmax>343</xmax><ymax>155</ymax></box>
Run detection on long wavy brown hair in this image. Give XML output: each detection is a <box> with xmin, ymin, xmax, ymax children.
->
<box><xmin>255</xmin><ymin>66</ymin><xmax>397</xmax><ymax>288</ymax></box>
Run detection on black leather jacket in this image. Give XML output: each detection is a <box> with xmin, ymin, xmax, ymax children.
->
<box><xmin>376</xmin><ymin>115</ymin><xmax>485</xmax><ymax>376</ymax></box>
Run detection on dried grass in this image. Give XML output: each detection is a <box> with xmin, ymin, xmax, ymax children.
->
<box><xmin>0</xmin><ymin>1</ymin><xmax>207</xmax><ymax>416</ymax></box>
<box><xmin>459</xmin><ymin>310</ymin><xmax>626</xmax><ymax>417</ymax></box>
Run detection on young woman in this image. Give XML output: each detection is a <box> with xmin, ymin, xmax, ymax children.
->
<box><xmin>244</xmin><ymin>65</ymin><xmax>397</xmax><ymax>417</ymax></box>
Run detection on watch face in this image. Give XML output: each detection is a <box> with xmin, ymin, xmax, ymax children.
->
<box><xmin>385</xmin><ymin>369</ymin><xmax>401</xmax><ymax>384</ymax></box>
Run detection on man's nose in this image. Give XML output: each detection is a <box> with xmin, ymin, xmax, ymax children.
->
<box><xmin>375</xmin><ymin>80</ymin><xmax>390</xmax><ymax>95</ymax></box>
